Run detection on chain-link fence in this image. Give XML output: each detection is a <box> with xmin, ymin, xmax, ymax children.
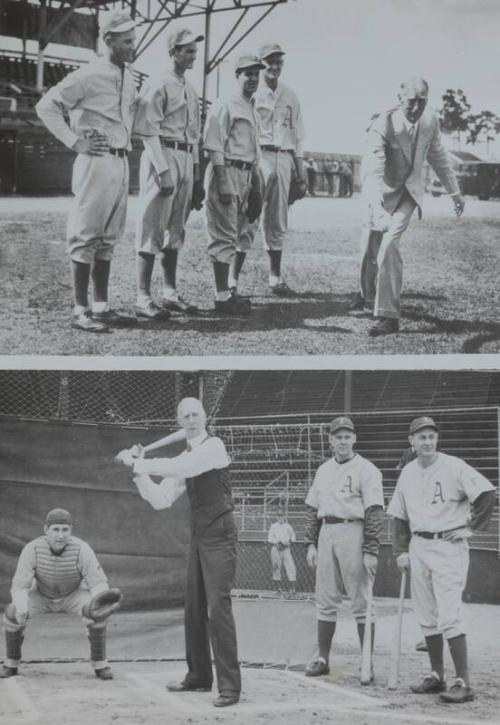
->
<box><xmin>0</xmin><ymin>370</ymin><xmax>233</xmax><ymax>424</ymax></box>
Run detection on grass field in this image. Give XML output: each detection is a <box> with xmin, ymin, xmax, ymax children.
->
<box><xmin>1</xmin><ymin>194</ymin><xmax>499</xmax><ymax>356</ymax></box>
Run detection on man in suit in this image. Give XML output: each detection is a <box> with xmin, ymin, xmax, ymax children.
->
<box><xmin>350</xmin><ymin>77</ymin><xmax>465</xmax><ymax>336</ymax></box>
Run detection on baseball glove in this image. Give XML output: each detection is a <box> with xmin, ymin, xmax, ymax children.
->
<box><xmin>246</xmin><ymin>188</ymin><xmax>263</xmax><ymax>223</ymax></box>
<box><xmin>84</xmin><ymin>588</ymin><xmax>122</xmax><ymax>622</ymax></box>
<box><xmin>191</xmin><ymin>179</ymin><xmax>206</xmax><ymax>211</ymax></box>
<box><xmin>276</xmin><ymin>542</ymin><xmax>289</xmax><ymax>551</ymax></box>
<box><xmin>288</xmin><ymin>175</ymin><xmax>307</xmax><ymax>206</ymax></box>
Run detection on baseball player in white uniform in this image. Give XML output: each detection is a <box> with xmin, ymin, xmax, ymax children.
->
<box><xmin>304</xmin><ymin>417</ymin><xmax>384</xmax><ymax>679</ymax></box>
<box><xmin>387</xmin><ymin>416</ymin><xmax>496</xmax><ymax>703</ymax></box>
<box><xmin>133</xmin><ymin>29</ymin><xmax>204</xmax><ymax>320</ymax></box>
<box><xmin>204</xmin><ymin>54</ymin><xmax>264</xmax><ymax>315</ymax></box>
<box><xmin>268</xmin><ymin>513</ymin><xmax>297</xmax><ymax>594</ymax></box>
<box><xmin>234</xmin><ymin>43</ymin><xmax>307</xmax><ymax>297</ymax></box>
<box><xmin>36</xmin><ymin>11</ymin><xmax>138</xmax><ymax>333</ymax></box>
<box><xmin>0</xmin><ymin>509</ymin><xmax>119</xmax><ymax>680</ymax></box>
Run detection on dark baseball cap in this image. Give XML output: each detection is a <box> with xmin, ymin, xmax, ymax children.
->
<box><xmin>409</xmin><ymin>416</ymin><xmax>439</xmax><ymax>435</ymax></box>
<box><xmin>329</xmin><ymin>416</ymin><xmax>355</xmax><ymax>434</ymax></box>
<box><xmin>45</xmin><ymin>508</ymin><xmax>73</xmax><ymax>527</ymax></box>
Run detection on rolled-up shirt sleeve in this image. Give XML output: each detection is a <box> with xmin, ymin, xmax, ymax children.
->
<box><xmin>134</xmin><ymin>473</ymin><xmax>186</xmax><ymax>510</ymax></box>
<box><xmin>133</xmin><ymin>437</ymin><xmax>230</xmax><ymax>479</ymax></box>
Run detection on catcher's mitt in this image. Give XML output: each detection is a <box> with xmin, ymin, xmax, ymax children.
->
<box><xmin>288</xmin><ymin>175</ymin><xmax>307</xmax><ymax>206</ymax></box>
<box><xmin>84</xmin><ymin>588</ymin><xmax>122</xmax><ymax>622</ymax></box>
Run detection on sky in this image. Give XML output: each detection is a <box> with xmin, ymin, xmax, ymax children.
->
<box><xmin>3</xmin><ymin>0</ymin><xmax>500</xmax><ymax>156</ymax></box>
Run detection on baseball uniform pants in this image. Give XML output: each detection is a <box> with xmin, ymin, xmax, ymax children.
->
<box><xmin>136</xmin><ymin>147</ymin><xmax>194</xmax><ymax>254</ymax></box>
<box><xmin>409</xmin><ymin>536</ymin><xmax>469</xmax><ymax>639</ymax></box>
<box><xmin>206</xmin><ymin>163</ymin><xmax>252</xmax><ymax>264</ymax></box>
<box><xmin>271</xmin><ymin>546</ymin><xmax>296</xmax><ymax>582</ymax></box>
<box><xmin>183</xmin><ymin>511</ymin><xmax>241</xmax><ymax>696</ymax></box>
<box><xmin>315</xmin><ymin>521</ymin><xmax>373</xmax><ymax>623</ymax></box>
<box><xmin>360</xmin><ymin>188</ymin><xmax>417</xmax><ymax>319</ymax></box>
<box><xmin>240</xmin><ymin>149</ymin><xmax>294</xmax><ymax>252</ymax></box>
<box><xmin>67</xmin><ymin>153</ymin><xmax>129</xmax><ymax>264</ymax></box>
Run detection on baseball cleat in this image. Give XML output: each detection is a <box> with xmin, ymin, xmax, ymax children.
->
<box><xmin>270</xmin><ymin>281</ymin><xmax>298</xmax><ymax>298</ymax></box>
<box><xmin>92</xmin><ymin>310</ymin><xmax>138</xmax><ymax>328</ymax></box>
<box><xmin>214</xmin><ymin>296</ymin><xmax>251</xmax><ymax>316</ymax></box>
<box><xmin>160</xmin><ymin>297</ymin><xmax>199</xmax><ymax>315</ymax></box>
<box><xmin>439</xmin><ymin>678</ymin><xmax>474</xmax><ymax>703</ymax></box>
<box><xmin>348</xmin><ymin>292</ymin><xmax>373</xmax><ymax>316</ymax></box>
<box><xmin>369</xmin><ymin>317</ymin><xmax>399</xmax><ymax>337</ymax></box>
<box><xmin>167</xmin><ymin>680</ymin><xmax>212</xmax><ymax>692</ymax></box>
<box><xmin>415</xmin><ymin>639</ymin><xmax>428</xmax><ymax>652</ymax></box>
<box><xmin>71</xmin><ymin>310</ymin><xmax>110</xmax><ymax>333</ymax></box>
<box><xmin>134</xmin><ymin>300</ymin><xmax>171</xmax><ymax>321</ymax></box>
<box><xmin>213</xmin><ymin>694</ymin><xmax>239</xmax><ymax>707</ymax></box>
<box><xmin>305</xmin><ymin>656</ymin><xmax>330</xmax><ymax>677</ymax></box>
<box><xmin>0</xmin><ymin>666</ymin><xmax>18</xmax><ymax>678</ymax></box>
<box><xmin>95</xmin><ymin>667</ymin><xmax>114</xmax><ymax>680</ymax></box>
<box><xmin>410</xmin><ymin>671</ymin><xmax>446</xmax><ymax>694</ymax></box>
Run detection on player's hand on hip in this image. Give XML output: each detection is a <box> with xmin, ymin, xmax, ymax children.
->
<box><xmin>396</xmin><ymin>552</ymin><xmax>410</xmax><ymax>572</ymax></box>
<box><xmin>443</xmin><ymin>527</ymin><xmax>472</xmax><ymax>542</ymax></box>
<box><xmin>73</xmin><ymin>135</ymin><xmax>109</xmax><ymax>156</ymax></box>
<box><xmin>306</xmin><ymin>544</ymin><xmax>318</xmax><ymax>569</ymax></box>
<box><xmin>363</xmin><ymin>553</ymin><xmax>378</xmax><ymax>578</ymax></box>
<box><xmin>156</xmin><ymin>169</ymin><xmax>175</xmax><ymax>196</ymax></box>
<box><xmin>451</xmin><ymin>193</ymin><xmax>465</xmax><ymax>217</ymax></box>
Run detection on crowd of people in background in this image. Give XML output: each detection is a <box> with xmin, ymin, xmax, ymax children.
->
<box><xmin>305</xmin><ymin>156</ymin><xmax>354</xmax><ymax>197</ymax></box>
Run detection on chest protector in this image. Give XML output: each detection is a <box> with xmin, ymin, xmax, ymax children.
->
<box><xmin>33</xmin><ymin>537</ymin><xmax>82</xmax><ymax>599</ymax></box>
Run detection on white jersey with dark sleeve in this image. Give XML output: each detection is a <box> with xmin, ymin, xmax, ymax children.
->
<box><xmin>387</xmin><ymin>452</ymin><xmax>494</xmax><ymax>532</ymax></box>
<box><xmin>305</xmin><ymin>453</ymin><xmax>384</xmax><ymax>519</ymax></box>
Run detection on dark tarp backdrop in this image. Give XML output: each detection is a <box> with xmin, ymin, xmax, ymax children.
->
<box><xmin>0</xmin><ymin>417</ymin><xmax>190</xmax><ymax>609</ymax></box>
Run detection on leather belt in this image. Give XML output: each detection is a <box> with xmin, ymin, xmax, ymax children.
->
<box><xmin>226</xmin><ymin>159</ymin><xmax>253</xmax><ymax>171</ymax></box>
<box><xmin>261</xmin><ymin>145</ymin><xmax>292</xmax><ymax>153</ymax></box>
<box><xmin>160</xmin><ymin>139</ymin><xmax>194</xmax><ymax>153</ymax></box>
<box><xmin>413</xmin><ymin>530</ymin><xmax>450</xmax><ymax>540</ymax></box>
<box><xmin>322</xmin><ymin>516</ymin><xmax>356</xmax><ymax>525</ymax></box>
<box><xmin>108</xmin><ymin>148</ymin><xmax>128</xmax><ymax>157</ymax></box>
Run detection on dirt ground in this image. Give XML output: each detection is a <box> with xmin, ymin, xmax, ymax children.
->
<box><xmin>1</xmin><ymin>597</ymin><xmax>499</xmax><ymax>725</ymax></box>
<box><xmin>1</xmin><ymin>194</ymin><xmax>499</xmax><ymax>356</ymax></box>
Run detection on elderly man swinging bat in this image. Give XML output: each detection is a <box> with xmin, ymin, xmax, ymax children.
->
<box><xmin>116</xmin><ymin>397</ymin><xmax>241</xmax><ymax>708</ymax></box>
<box><xmin>0</xmin><ymin>508</ymin><xmax>121</xmax><ymax>680</ymax></box>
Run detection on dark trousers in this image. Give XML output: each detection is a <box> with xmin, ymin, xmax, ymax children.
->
<box><xmin>184</xmin><ymin>511</ymin><xmax>240</xmax><ymax>696</ymax></box>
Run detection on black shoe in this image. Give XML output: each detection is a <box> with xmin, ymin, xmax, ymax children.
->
<box><xmin>415</xmin><ymin>640</ymin><xmax>428</xmax><ymax>652</ymax></box>
<box><xmin>92</xmin><ymin>310</ymin><xmax>138</xmax><ymax>328</ymax></box>
<box><xmin>214</xmin><ymin>296</ymin><xmax>251</xmax><ymax>316</ymax></box>
<box><xmin>440</xmin><ymin>678</ymin><xmax>474</xmax><ymax>703</ymax></box>
<box><xmin>71</xmin><ymin>310</ymin><xmax>110</xmax><ymax>333</ymax></box>
<box><xmin>369</xmin><ymin>317</ymin><xmax>399</xmax><ymax>337</ymax></box>
<box><xmin>410</xmin><ymin>672</ymin><xmax>446</xmax><ymax>694</ymax></box>
<box><xmin>0</xmin><ymin>666</ymin><xmax>18</xmax><ymax>678</ymax></box>
<box><xmin>161</xmin><ymin>297</ymin><xmax>198</xmax><ymax>315</ymax></box>
<box><xmin>270</xmin><ymin>281</ymin><xmax>298</xmax><ymax>298</ymax></box>
<box><xmin>305</xmin><ymin>656</ymin><xmax>329</xmax><ymax>677</ymax></box>
<box><xmin>134</xmin><ymin>300</ymin><xmax>171</xmax><ymax>321</ymax></box>
<box><xmin>348</xmin><ymin>292</ymin><xmax>365</xmax><ymax>311</ymax></box>
<box><xmin>213</xmin><ymin>694</ymin><xmax>239</xmax><ymax>707</ymax></box>
<box><xmin>167</xmin><ymin>680</ymin><xmax>212</xmax><ymax>692</ymax></box>
<box><xmin>95</xmin><ymin>667</ymin><xmax>113</xmax><ymax>680</ymax></box>
<box><xmin>230</xmin><ymin>289</ymin><xmax>251</xmax><ymax>305</ymax></box>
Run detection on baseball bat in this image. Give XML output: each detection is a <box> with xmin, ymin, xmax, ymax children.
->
<box><xmin>360</xmin><ymin>577</ymin><xmax>374</xmax><ymax>685</ymax></box>
<box><xmin>387</xmin><ymin>570</ymin><xmax>407</xmax><ymax>690</ymax></box>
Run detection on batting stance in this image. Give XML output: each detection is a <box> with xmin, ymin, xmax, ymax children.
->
<box><xmin>267</xmin><ymin>512</ymin><xmax>297</xmax><ymax>594</ymax></box>
<box><xmin>235</xmin><ymin>43</ymin><xmax>307</xmax><ymax>297</ymax></box>
<box><xmin>116</xmin><ymin>398</ymin><xmax>240</xmax><ymax>708</ymax></box>
<box><xmin>387</xmin><ymin>416</ymin><xmax>496</xmax><ymax>703</ymax></box>
<box><xmin>133</xmin><ymin>28</ymin><xmax>204</xmax><ymax>320</ymax></box>
<box><xmin>0</xmin><ymin>509</ymin><xmax>121</xmax><ymax>680</ymax></box>
<box><xmin>36</xmin><ymin>11</ymin><xmax>138</xmax><ymax>333</ymax></box>
<box><xmin>304</xmin><ymin>417</ymin><xmax>384</xmax><ymax>679</ymax></box>
<box><xmin>204</xmin><ymin>54</ymin><xmax>264</xmax><ymax>315</ymax></box>
<box><xmin>351</xmin><ymin>76</ymin><xmax>464</xmax><ymax>336</ymax></box>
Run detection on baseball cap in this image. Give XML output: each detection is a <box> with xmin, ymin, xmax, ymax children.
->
<box><xmin>168</xmin><ymin>28</ymin><xmax>204</xmax><ymax>52</ymax></box>
<box><xmin>329</xmin><ymin>416</ymin><xmax>355</xmax><ymax>434</ymax></box>
<box><xmin>45</xmin><ymin>508</ymin><xmax>73</xmax><ymax>527</ymax></box>
<box><xmin>100</xmin><ymin>10</ymin><xmax>136</xmax><ymax>37</ymax></box>
<box><xmin>409</xmin><ymin>416</ymin><xmax>439</xmax><ymax>435</ymax></box>
<box><xmin>235</xmin><ymin>54</ymin><xmax>266</xmax><ymax>72</ymax></box>
<box><xmin>258</xmin><ymin>42</ymin><xmax>285</xmax><ymax>60</ymax></box>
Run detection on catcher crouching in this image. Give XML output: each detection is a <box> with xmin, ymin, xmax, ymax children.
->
<box><xmin>0</xmin><ymin>508</ymin><xmax>122</xmax><ymax>680</ymax></box>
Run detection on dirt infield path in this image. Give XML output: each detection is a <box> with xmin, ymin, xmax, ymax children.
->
<box><xmin>1</xmin><ymin>598</ymin><xmax>499</xmax><ymax>724</ymax></box>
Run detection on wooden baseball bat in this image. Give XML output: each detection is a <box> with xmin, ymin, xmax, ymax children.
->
<box><xmin>360</xmin><ymin>577</ymin><xmax>374</xmax><ymax>685</ymax></box>
<box><xmin>387</xmin><ymin>570</ymin><xmax>407</xmax><ymax>690</ymax></box>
